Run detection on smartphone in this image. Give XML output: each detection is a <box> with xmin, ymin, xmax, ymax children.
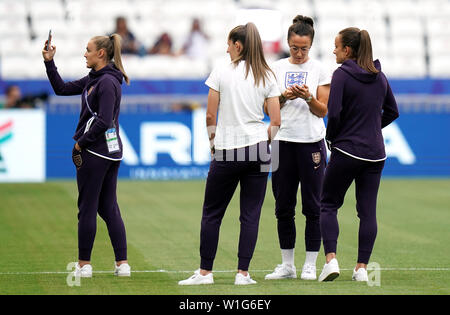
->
<box><xmin>46</xmin><ymin>29</ymin><xmax>52</xmax><ymax>51</ymax></box>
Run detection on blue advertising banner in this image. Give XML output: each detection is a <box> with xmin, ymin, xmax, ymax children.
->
<box><xmin>381</xmin><ymin>112</ymin><xmax>450</xmax><ymax>176</ymax></box>
<box><xmin>46</xmin><ymin>108</ymin><xmax>450</xmax><ymax>179</ymax></box>
<box><xmin>46</xmin><ymin>110</ymin><xmax>212</xmax><ymax>179</ymax></box>
<box><xmin>4</xmin><ymin>78</ymin><xmax>450</xmax><ymax>95</ymax></box>
<box><xmin>5</xmin><ymin>78</ymin><xmax>449</xmax><ymax>179</ymax></box>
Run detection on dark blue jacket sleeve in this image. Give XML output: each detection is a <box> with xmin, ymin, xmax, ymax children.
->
<box><xmin>44</xmin><ymin>60</ymin><xmax>87</xmax><ymax>96</ymax></box>
<box><xmin>76</xmin><ymin>77</ymin><xmax>117</xmax><ymax>148</ymax></box>
<box><xmin>325</xmin><ymin>69</ymin><xmax>346</xmax><ymax>144</ymax></box>
<box><xmin>381</xmin><ymin>76</ymin><xmax>399</xmax><ymax>128</ymax></box>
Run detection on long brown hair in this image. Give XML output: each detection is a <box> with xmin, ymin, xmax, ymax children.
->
<box><xmin>339</xmin><ymin>27</ymin><xmax>379</xmax><ymax>74</ymax></box>
<box><xmin>228</xmin><ymin>22</ymin><xmax>274</xmax><ymax>87</ymax></box>
<box><xmin>91</xmin><ymin>33</ymin><xmax>130</xmax><ymax>85</ymax></box>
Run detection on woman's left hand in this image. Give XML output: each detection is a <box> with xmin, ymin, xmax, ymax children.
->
<box><xmin>75</xmin><ymin>142</ymin><xmax>82</xmax><ymax>152</ymax></box>
<box><xmin>290</xmin><ymin>84</ymin><xmax>311</xmax><ymax>101</ymax></box>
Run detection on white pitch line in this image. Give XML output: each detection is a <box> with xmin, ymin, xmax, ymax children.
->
<box><xmin>0</xmin><ymin>268</ymin><xmax>450</xmax><ymax>276</ymax></box>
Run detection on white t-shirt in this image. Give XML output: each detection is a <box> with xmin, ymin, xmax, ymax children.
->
<box><xmin>205</xmin><ymin>61</ymin><xmax>280</xmax><ymax>150</ymax></box>
<box><xmin>272</xmin><ymin>57</ymin><xmax>331</xmax><ymax>143</ymax></box>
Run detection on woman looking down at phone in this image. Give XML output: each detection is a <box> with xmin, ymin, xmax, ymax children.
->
<box><xmin>264</xmin><ymin>15</ymin><xmax>331</xmax><ymax>281</ymax></box>
<box><xmin>42</xmin><ymin>34</ymin><xmax>131</xmax><ymax>277</ymax></box>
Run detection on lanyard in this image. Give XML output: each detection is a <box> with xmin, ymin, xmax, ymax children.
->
<box><xmin>84</xmin><ymin>90</ymin><xmax>97</xmax><ymax>117</ymax></box>
<box><xmin>83</xmin><ymin>88</ymin><xmax>116</xmax><ymax>129</ymax></box>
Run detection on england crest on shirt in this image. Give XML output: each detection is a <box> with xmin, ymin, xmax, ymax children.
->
<box><xmin>285</xmin><ymin>72</ymin><xmax>308</xmax><ymax>88</ymax></box>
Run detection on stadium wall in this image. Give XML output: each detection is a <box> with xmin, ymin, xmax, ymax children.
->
<box><xmin>0</xmin><ymin>79</ymin><xmax>449</xmax><ymax>181</ymax></box>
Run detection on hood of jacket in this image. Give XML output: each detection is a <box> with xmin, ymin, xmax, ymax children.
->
<box><xmin>340</xmin><ymin>59</ymin><xmax>381</xmax><ymax>83</ymax></box>
<box><xmin>88</xmin><ymin>62</ymin><xmax>123</xmax><ymax>84</ymax></box>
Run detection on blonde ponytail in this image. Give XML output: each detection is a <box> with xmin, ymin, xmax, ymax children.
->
<box><xmin>91</xmin><ymin>33</ymin><xmax>130</xmax><ymax>85</ymax></box>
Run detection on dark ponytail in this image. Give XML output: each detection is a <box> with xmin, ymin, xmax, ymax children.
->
<box><xmin>339</xmin><ymin>27</ymin><xmax>379</xmax><ymax>74</ymax></box>
<box><xmin>288</xmin><ymin>15</ymin><xmax>315</xmax><ymax>43</ymax></box>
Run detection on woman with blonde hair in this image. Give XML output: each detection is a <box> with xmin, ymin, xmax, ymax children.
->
<box><xmin>179</xmin><ymin>23</ymin><xmax>281</xmax><ymax>286</ymax></box>
<box><xmin>42</xmin><ymin>34</ymin><xmax>131</xmax><ymax>277</ymax></box>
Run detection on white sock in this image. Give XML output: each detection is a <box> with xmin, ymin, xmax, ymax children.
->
<box><xmin>304</xmin><ymin>251</ymin><xmax>319</xmax><ymax>265</ymax></box>
<box><xmin>281</xmin><ymin>249</ymin><xmax>295</xmax><ymax>266</ymax></box>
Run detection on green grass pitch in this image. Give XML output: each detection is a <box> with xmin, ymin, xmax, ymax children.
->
<box><xmin>0</xmin><ymin>179</ymin><xmax>449</xmax><ymax>295</ymax></box>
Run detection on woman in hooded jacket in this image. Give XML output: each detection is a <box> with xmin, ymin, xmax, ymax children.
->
<box><xmin>318</xmin><ymin>27</ymin><xmax>399</xmax><ymax>282</ymax></box>
<box><xmin>42</xmin><ymin>34</ymin><xmax>131</xmax><ymax>277</ymax></box>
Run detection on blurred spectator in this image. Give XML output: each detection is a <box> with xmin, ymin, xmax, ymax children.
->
<box><xmin>171</xmin><ymin>101</ymin><xmax>201</xmax><ymax>113</ymax></box>
<box><xmin>179</xmin><ymin>18</ymin><xmax>209</xmax><ymax>59</ymax></box>
<box><xmin>1</xmin><ymin>85</ymin><xmax>22</xmax><ymax>109</ymax></box>
<box><xmin>148</xmin><ymin>32</ymin><xmax>174</xmax><ymax>56</ymax></box>
<box><xmin>1</xmin><ymin>85</ymin><xmax>48</xmax><ymax>109</ymax></box>
<box><xmin>113</xmin><ymin>16</ymin><xmax>141</xmax><ymax>55</ymax></box>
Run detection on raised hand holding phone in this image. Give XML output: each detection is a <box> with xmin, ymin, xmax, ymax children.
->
<box><xmin>42</xmin><ymin>30</ymin><xmax>56</xmax><ymax>61</ymax></box>
<box><xmin>46</xmin><ymin>29</ymin><xmax>52</xmax><ymax>50</ymax></box>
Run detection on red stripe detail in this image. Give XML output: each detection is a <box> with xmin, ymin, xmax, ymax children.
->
<box><xmin>0</xmin><ymin>121</ymin><xmax>13</xmax><ymax>133</ymax></box>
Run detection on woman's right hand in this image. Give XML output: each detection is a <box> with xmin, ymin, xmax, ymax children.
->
<box><xmin>284</xmin><ymin>88</ymin><xmax>297</xmax><ymax>100</ymax></box>
<box><xmin>42</xmin><ymin>39</ymin><xmax>56</xmax><ymax>61</ymax></box>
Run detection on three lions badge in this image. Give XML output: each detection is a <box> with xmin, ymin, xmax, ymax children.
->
<box><xmin>312</xmin><ymin>152</ymin><xmax>321</xmax><ymax>168</ymax></box>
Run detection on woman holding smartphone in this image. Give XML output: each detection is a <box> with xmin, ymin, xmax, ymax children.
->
<box><xmin>179</xmin><ymin>22</ymin><xmax>281</xmax><ymax>286</ymax></box>
<box><xmin>265</xmin><ymin>15</ymin><xmax>331</xmax><ymax>281</ymax></box>
<box><xmin>42</xmin><ymin>34</ymin><xmax>131</xmax><ymax>277</ymax></box>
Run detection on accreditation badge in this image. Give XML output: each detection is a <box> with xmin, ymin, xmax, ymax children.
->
<box><xmin>105</xmin><ymin>127</ymin><xmax>120</xmax><ymax>153</ymax></box>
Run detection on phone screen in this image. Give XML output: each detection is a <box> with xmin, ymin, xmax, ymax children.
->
<box><xmin>46</xmin><ymin>30</ymin><xmax>52</xmax><ymax>51</ymax></box>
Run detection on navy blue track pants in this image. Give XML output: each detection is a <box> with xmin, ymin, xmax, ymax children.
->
<box><xmin>271</xmin><ymin>140</ymin><xmax>326</xmax><ymax>252</ymax></box>
<box><xmin>75</xmin><ymin>149</ymin><xmax>127</xmax><ymax>262</ymax></box>
<box><xmin>200</xmin><ymin>142</ymin><xmax>270</xmax><ymax>271</ymax></box>
<box><xmin>320</xmin><ymin>149</ymin><xmax>385</xmax><ymax>264</ymax></box>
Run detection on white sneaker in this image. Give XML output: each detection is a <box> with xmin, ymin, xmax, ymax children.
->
<box><xmin>352</xmin><ymin>268</ymin><xmax>368</xmax><ymax>281</ymax></box>
<box><xmin>74</xmin><ymin>263</ymin><xmax>92</xmax><ymax>278</ymax></box>
<box><xmin>301</xmin><ymin>263</ymin><xmax>317</xmax><ymax>280</ymax></box>
<box><xmin>114</xmin><ymin>263</ymin><xmax>131</xmax><ymax>277</ymax></box>
<box><xmin>318</xmin><ymin>258</ymin><xmax>340</xmax><ymax>282</ymax></box>
<box><xmin>178</xmin><ymin>269</ymin><xmax>214</xmax><ymax>285</ymax></box>
<box><xmin>265</xmin><ymin>264</ymin><xmax>297</xmax><ymax>280</ymax></box>
<box><xmin>235</xmin><ymin>272</ymin><xmax>257</xmax><ymax>285</ymax></box>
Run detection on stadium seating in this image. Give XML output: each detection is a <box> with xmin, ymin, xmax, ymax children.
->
<box><xmin>0</xmin><ymin>0</ymin><xmax>449</xmax><ymax>79</ymax></box>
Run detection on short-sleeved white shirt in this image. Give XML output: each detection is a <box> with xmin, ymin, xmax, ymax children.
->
<box><xmin>272</xmin><ymin>58</ymin><xmax>331</xmax><ymax>143</ymax></box>
<box><xmin>205</xmin><ymin>60</ymin><xmax>280</xmax><ymax>150</ymax></box>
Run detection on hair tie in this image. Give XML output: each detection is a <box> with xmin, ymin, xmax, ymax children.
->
<box><xmin>108</xmin><ymin>35</ymin><xmax>115</xmax><ymax>59</ymax></box>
